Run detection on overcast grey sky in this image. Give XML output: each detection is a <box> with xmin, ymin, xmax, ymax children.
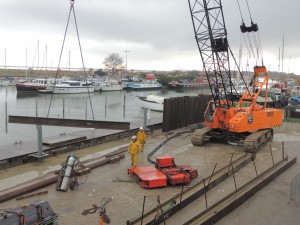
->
<box><xmin>0</xmin><ymin>0</ymin><xmax>299</xmax><ymax>75</ymax></box>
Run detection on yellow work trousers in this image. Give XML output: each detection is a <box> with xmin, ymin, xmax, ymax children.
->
<box><xmin>139</xmin><ymin>141</ymin><xmax>145</xmax><ymax>152</ymax></box>
<box><xmin>130</xmin><ymin>153</ymin><xmax>138</xmax><ymax>167</ymax></box>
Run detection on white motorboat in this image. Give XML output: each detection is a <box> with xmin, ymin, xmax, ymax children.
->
<box><xmin>0</xmin><ymin>79</ymin><xmax>11</xmax><ymax>86</ymax></box>
<box><xmin>136</xmin><ymin>95</ymin><xmax>165</xmax><ymax>111</ymax></box>
<box><xmin>52</xmin><ymin>80</ymin><xmax>94</xmax><ymax>94</ymax></box>
<box><xmin>94</xmin><ymin>79</ymin><xmax>123</xmax><ymax>92</ymax></box>
<box><xmin>101</xmin><ymin>82</ymin><xmax>123</xmax><ymax>91</ymax></box>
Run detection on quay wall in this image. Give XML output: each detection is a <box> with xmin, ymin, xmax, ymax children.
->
<box><xmin>0</xmin><ymin>122</ymin><xmax>162</xmax><ymax>170</ymax></box>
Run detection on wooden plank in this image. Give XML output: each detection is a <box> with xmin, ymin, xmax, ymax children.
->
<box><xmin>8</xmin><ymin>116</ymin><xmax>130</xmax><ymax>130</ymax></box>
<box><xmin>16</xmin><ymin>190</ymin><xmax>48</xmax><ymax>200</ymax></box>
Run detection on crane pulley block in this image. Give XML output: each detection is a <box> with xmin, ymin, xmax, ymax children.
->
<box><xmin>240</xmin><ymin>22</ymin><xmax>259</xmax><ymax>33</ymax></box>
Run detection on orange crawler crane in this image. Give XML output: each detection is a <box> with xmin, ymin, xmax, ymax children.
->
<box><xmin>188</xmin><ymin>0</ymin><xmax>282</xmax><ymax>151</ymax></box>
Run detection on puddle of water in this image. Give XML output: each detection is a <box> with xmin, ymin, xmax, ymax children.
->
<box><xmin>0</xmin><ymin>171</ymin><xmax>39</xmax><ymax>190</ymax></box>
<box><xmin>273</xmin><ymin>133</ymin><xmax>300</xmax><ymax>142</ymax></box>
<box><xmin>79</xmin><ymin>143</ymin><xmax>128</xmax><ymax>161</ymax></box>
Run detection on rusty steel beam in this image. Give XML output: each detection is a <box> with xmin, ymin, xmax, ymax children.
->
<box><xmin>8</xmin><ymin>116</ymin><xmax>130</xmax><ymax>130</ymax></box>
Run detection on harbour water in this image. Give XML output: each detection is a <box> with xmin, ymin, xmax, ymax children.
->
<box><xmin>0</xmin><ymin>86</ymin><xmax>209</xmax><ymax>147</ymax></box>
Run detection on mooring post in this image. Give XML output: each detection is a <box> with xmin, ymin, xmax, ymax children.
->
<box><xmin>36</xmin><ymin>124</ymin><xmax>43</xmax><ymax>162</ymax></box>
<box><xmin>63</xmin><ymin>98</ymin><xmax>65</xmax><ymax>118</ymax></box>
<box><xmin>228</xmin><ymin>152</ymin><xmax>234</xmax><ymax>174</ymax></box>
<box><xmin>282</xmin><ymin>142</ymin><xmax>285</xmax><ymax>160</ymax></box>
<box><xmin>203</xmin><ymin>179</ymin><xmax>208</xmax><ymax>209</ymax></box>
<box><xmin>143</xmin><ymin>108</ymin><xmax>147</xmax><ymax>129</ymax></box>
<box><xmin>5</xmin><ymin>99</ymin><xmax>8</xmax><ymax>134</ymax></box>
<box><xmin>105</xmin><ymin>94</ymin><xmax>107</xmax><ymax>118</ymax></box>
<box><xmin>180</xmin><ymin>186</ymin><xmax>184</xmax><ymax>203</ymax></box>
<box><xmin>123</xmin><ymin>93</ymin><xmax>126</xmax><ymax>119</ymax></box>
<box><xmin>253</xmin><ymin>160</ymin><xmax>258</xmax><ymax>176</ymax></box>
<box><xmin>270</xmin><ymin>145</ymin><xmax>275</xmax><ymax>166</ymax></box>
<box><xmin>141</xmin><ymin>196</ymin><xmax>146</xmax><ymax>225</ymax></box>
<box><xmin>157</xmin><ymin>196</ymin><xmax>166</xmax><ymax>225</ymax></box>
<box><xmin>208</xmin><ymin>163</ymin><xmax>217</xmax><ymax>185</ymax></box>
<box><xmin>231</xmin><ymin>163</ymin><xmax>237</xmax><ymax>191</ymax></box>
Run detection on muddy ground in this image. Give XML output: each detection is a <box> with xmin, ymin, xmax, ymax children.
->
<box><xmin>0</xmin><ymin>121</ymin><xmax>299</xmax><ymax>225</ymax></box>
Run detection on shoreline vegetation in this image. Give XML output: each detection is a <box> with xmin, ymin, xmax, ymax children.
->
<box><xmin>0</xmin><ymin>68</ymin><xmax>299</xmax><ymax>88</ymax></box>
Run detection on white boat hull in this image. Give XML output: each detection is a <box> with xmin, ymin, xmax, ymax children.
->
<box><xmin>0</xmin><ymin>80</ymin><xmax>10</xmax><ymax>86</ymax></box>
<box><xmin>136</xmin><ymin>95</ymin><xmax>164</xmax><ymax>111</ymax></box>
<box><xmin>53</xmin><ymin>86</ymin><xmax>94</xmax><ymax>94</ymax></box>
<box><xmin>101</xmin><ymin>85</ymin><xmax>123</xmax><ymax>92</ymax></box>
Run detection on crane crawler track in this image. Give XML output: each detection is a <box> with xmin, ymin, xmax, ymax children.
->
<box><xmin>192</xmin><ymin>127</ymin><xmax>274</xmax><ymax>153</ymax></box>
<box><xmin>244</xmin><ymin>129</ymin><xmax>273</xmax><ymax>152</ymax></box>
<box><xmin>191</xmin><ymin>127</ymin><xmax>212</xmax><ymax>146</ymax></box>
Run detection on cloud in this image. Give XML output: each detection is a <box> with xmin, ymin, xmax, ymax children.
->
<box><xmin>0</xmin><ymin>0</ymin><xmax>299</xmax><ymax>74</ymax></box>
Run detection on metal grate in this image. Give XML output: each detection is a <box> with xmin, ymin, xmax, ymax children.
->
<box><xmin>290</xmin><ymin>172</ymin><xmax>300</xmax><ymax>206</ymax></box>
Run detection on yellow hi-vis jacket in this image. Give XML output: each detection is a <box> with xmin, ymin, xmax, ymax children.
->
<box><xmin>128</xmin><ymin>140</ymin><xmax>140</xmax><ymax>154</ymax></box>
<box><xmin>137</xmin><ymin>130</ymin><xmax>147</xmax><ymax>143</ymax></box>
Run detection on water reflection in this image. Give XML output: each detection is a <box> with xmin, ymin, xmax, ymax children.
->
<box><xmin>0</xmin><ymin>86</ymin><xmax>205</xmax><ymax>146</ymax></box>
<box><xmin>0</xmin><ymin>171</ymin><xmax>40</xmax><ymax>190</ymax></box>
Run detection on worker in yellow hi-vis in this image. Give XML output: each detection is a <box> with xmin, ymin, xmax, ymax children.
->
<box><xmin>128</xmin><ymin>135</ymin><xmax>140</xmax><ymax>167</ymax></box>
<box><xmin>137</xmin><ymin>127</ymin><xmax>147</xmax><ymax>152</ymax></box>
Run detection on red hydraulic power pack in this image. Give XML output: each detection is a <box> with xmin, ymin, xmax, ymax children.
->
<box><xmin>155</xmin><ymin>156</ymin><xmax>198</xmax><ymax>185</ymax></box>
<box><xmin>128</xmin><ymin>155</ymin><xmax>198</xmax><ymax>188</ymax></box>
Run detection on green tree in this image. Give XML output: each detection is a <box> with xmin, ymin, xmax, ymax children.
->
<box><xmin>94</xmin><ymin>69</ymin><xmax>107</xmax><ymax>76</ymax></box>
<box><xmin>103</xmin><ymin>53</ymin><xmax>124</xmax><ymax>75</ymax></box>
<box><xmin>156</xmin><ymin>74</ymin><xmax>173</xmax><ymax>86</ymax></box>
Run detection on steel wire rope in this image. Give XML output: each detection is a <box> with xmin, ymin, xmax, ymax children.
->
<box><xmin>246</xmin><ymin>32</ymin><xmax>256</xmax><ymax>59</ymax></box>
<box><xmin>146</xmin><ymin>129</ymin><xmax>195</xmax><ymax>164</ymax></box>
<box><xmin>235</xmin><ymin>0</ymin><xmax>257</xmax><ymax>59</ymax></box>
<box><xmin>244</xmin><ymin>0</ymin><xmax>262</xmax><ymax>60</ymax></box>
<box><xmin>72</xmin><ymin>2</ymin><xmax>95</xmax><ymax>120</ymax></box>
<box><xmin>47</xmin><ymin>0</ymin><xmax>95</xmax><ymax>120</ymax></box>
<box><xmin>47</xmin><ymin>2</ymin><xmax>73</xmax><ymax>118</ymax></box>
<box><xmin>236</xmin><ymin>0</ymin><xmax>244</xmax><ymax>24</ymax></box>
<box><xmin>245</xmin><ymin>0</ymin><xmax>254</xmax><ymax>23</ymax></box>
<box><xmin>256</xmin><ymin>31</ymin><xmax>264</xmax><ymax>61</ymax></box>
<box><xmin>228</xmin><ymin>45</ymin><xmax>252</xmax><ymax>99</ymax></box>
<box><xmin>242</xmin><ymin>33</ymin><xmax>251</xmax><ymax>59</ymax></box>
<box><xmin>253</xmin><ymin>33</ymin><xmax>264</xmax><ymax>64</ymax></box>
<box><xmin>251</xmin><ymin>32</ymin><xmax>260</xmax><ymax>58</ymax></box>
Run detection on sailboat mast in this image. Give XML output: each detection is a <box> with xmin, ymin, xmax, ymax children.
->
<box><xmin>278</xmin><ymin>47</ymin><xmax>280</xmax><ymax>74</ymax></box>
<box><xmin>281</xmin><ymin>34</ymin><xmax>284</xmax><ymax>73</ymax></box>
<box><xmin>68</xmin><ymin>50</ymin><xmax>70</xmax><ymax>77</ymax></box>
<box><xmin>26</xmin><ymin>47</ymin><xmax>28</xmax><ymax>79</ymax></box>
<box><xmin>38</xmin><ymin>40</ymin><xmax>39</xmax><ymax>73</ymax></box>
<box><xmin>46</xmin><ymin>44</ymin><xmax>48</xmax><ymax>73</ymax></box>
<box><xmin>4</xmin><ymin>48</ymin><xmax>6</xmax><ymax>69</ymax></box>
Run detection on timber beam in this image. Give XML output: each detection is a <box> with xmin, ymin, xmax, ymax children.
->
<box><xmin>8</xmin><ymin>115</ymin><xmax>130</xmax><ymax>130</ymax></box>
